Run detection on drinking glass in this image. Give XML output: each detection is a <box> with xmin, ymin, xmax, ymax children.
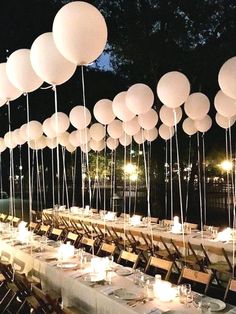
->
<box><xmin>144</xmin><ymin>279</ymin><xmax>155</xmax><ymax>300</ymax></box>
<box><xmin>199</xmin><ymin>300</ymin><xmax>211</xmax><ymax>313</ymax></box>
<box><xmin>179</xmin><ymin>283</ymin><xmax>191</xmax><ymax>304</ymax></box>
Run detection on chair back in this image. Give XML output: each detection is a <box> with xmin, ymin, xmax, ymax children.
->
<box><xmin>117</xmin><ymin>250</ymin><xmax>139</xmax><ymax>268</ymax></box>
<box><xmin>97</xmin><ymin>242</ymin><xmax>116</xmax><ymax>257</ymax></box>
<box><xmin>145</xmin><ymin>256</ymin><xmax>173</xmax><ymax>280</ymax></box>
<box><xmin>224</xmin><ymin>278</ymin><xmax>236</xmax><ymax>303</ymax></box>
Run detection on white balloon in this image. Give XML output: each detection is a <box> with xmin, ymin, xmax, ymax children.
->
<box><xmin>119</xmin><ymin>133</ymin><xmax>132</xmax><ymax>146</ymax></box>
<box><xmin>215</xmin><ymin>113</ymin><xmax>236</xmax><ymax>129</ymax></box>
<box><xmin>46</xmin><ymin>137</ymin><xmax>57</xmax><ymax>149</ymax></box>
<box><xmin>66</xmin><ymin>143</ymin><xmax>76</xmax><ymax>153</ymax></box>
<box><xmin>123</xmin><ymin>116</ymin><xmax>140</xmax><ymax>136</ymax></box>
<box><xmin>159</xmin><ymin>124</ymin><xmax>174</xmax><ymax>140</ymax></box>
<box><xmin>184</xmin><ymin>93</ymin><xmax>210</xmax><ymax>120</ymax></box>
<box><xmin>80</xmin><ymin>143</ymin><xmax>91</xmax><ymax>153</ymax></box>
<box><xmin>107</xmin><ymin>119</ymin><xmax>123</xmax><ymax>139</ymax></box>
<box><xmin>157</xmin><ymin>71</ymin><xmax>190</xmax><ymax>108</ymax></box>
<box><xmin>144</xmin><ymin>127</ymin><xmax>158</xmax><ymax>142</ymax></box>
<box><xmin>13</xmin><ymin>129</ymin><xmax>26</xmax><ymax>145</ymax></box>
<box><xmin>26</xmin><ymin>121</ymin><xmax>43</xmax><ymax>140</ymax></box>
<box><xmin>19</xmin><ymin>124</ymin><xmax>28</xmax><ymax>142</ymax></box>
<box><xmin>94</xmin><ymin>99</ymin><xmax>115</xmax><ymax>125</ymax></box>
<box><xmin>51</xmin><ymin>112</ymin><xmax>70</xmax><ymax>134</ymax></box>
<box><xmin>77</xmin><ymin>128</ymin><xmax>91</xmax><ymax>145</ymax></box>
<box><xmin>0</xmin><ymin>138</ymin><xmax>6</xmax><ymax>153</ymax></box>
<box><xmin>30</xmin><ymin>32</ymin><xmax>76</xmax><ymax>85</ymax></box>
<box><xmin>43</xmin><ymin>118</ymin><xmax>57</xmax><ymax>138</ymax></box>
<box><xmin>106</xmin><ymin>137</ymin><xmax>118</xmax><ymax>150</ymax></box>
<box><xmin>4</xmin><ymin>131</ymin><xmax>17</xmax><ymax>149</ymax></box>
<box><xmin>126</xmin><ymin>83</ymin><xmax>154</xmax><ymax>114</ymax></box>
<box><xmin>138</xmin><ymin>109</ymin><xmax>158</xmax><ymax>130</ymax></box>
<box><xmin>6</xmin><ymin>49</ymin><xmax>43</xmax><ymax>93</ymax></box>
<box><xmin>0</xmin><ymin>63</ymin><xmax>21</xmax><ymax>102</ymax></box>
<box><xmin>90</xmin><ymin>139</ymin><xmax>105</xmax><ymax>152</ymax></box>
<box><xmin>218</xmin><ymin>56</ymin><xmax>236</xmax><ymax>99</ymax></box>
<box><xmin>112</xmin><ymin>91</ymin><xmax>135</xmax><ymax>122</ymax></box>
<box><xmin>70</xmin><ymin>106</ymin><xmax>91</xmax><ymax>130</ymax></box>
<box><xmin>133</xmin><ymin>130</ymin><xmax>145</xmax><ymax>144</ymax></box>
<box><xmin>194</xmin><ymin>115</ymin><xmax>212</xmax><ymax>133</ymax></box>
<box><xmin>90</xmin><ymin>123</ymin><xmax>105</xmax><ymax>141</ymax></box>
<box><xmin>160</xmin><ymin>106</ymin><xmax>182</xmax><ymax>127</ymax></box>
<box><xmin>53</xmin><ymin>1</ymin><xmax>107</xmax><ymax>65</ymax></box>
<box><xmin>36</xmin><ymin>136</ymin><xmax>47</xmax><ymax>150</ymax></box>
<box><xmin>69</xmin><ymin>130</ymin><xmax>80</xmax><ymax>147</ymax></box>
<box><xmin>214</xmin><ymin>90</ymin><xmax>236</xmax><ymax>118</ymax></box>
<box><xmin>58</xmin><ymin>131</ymin><xmax>69</xmax><ymax>146</ymax></box>
<box><xmin>182</xmin><ymin>118</ymin><xmax>197</xmax><ymax>136</ymax></box>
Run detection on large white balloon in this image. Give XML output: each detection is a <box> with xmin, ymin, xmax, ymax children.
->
<box><xmin>77</xmin><ymin>128</ymin><xmax>91</xmax><ymax>145</ymax></box>
<box><xmin>26</xmin><ymin>121</ymin><xmax>43</xmax><ymax>140</ymax></box>
<box><xmin>159</xmin><ymin>106</ymin><xmax>182</xmax><ymax>127</ymax></box>
<box><xmin>182</xmin><ymin>117</ymin><xmax>197</xmax><ymax>136</ymax></box>
<box><xmin>215</xmin><ymin>113</ymin><xmax>236</xmax><ymax>129</ymax></box>
<box><xmin>214</xmin><ymin>90</ymin><xmax>236</xmax><ymax>118</ymax></box>
<box><xmin>119</xmin><ymin>133</ymin><xmax>132</xmax><ymax>146</ymax></box>
<box><xmin>36</xmin><ymin>136</ymin><xmax>47</xmax><ymax>150</ymax></box>
<box><xmin>112</xmin><ymin>91</ymin><xmax>135</xmax><ymax>122</ymax></box>
<box><xmin>138</xmin><ymin>109</ymin><xmax>158</xmax><ymax>130</ymax></box>
<box><xmin>70</xmin><ymin>106</ymin><xmax>91</xmax><ymax>130</ymax></box>
<box><xmin>90</xmin><ymin>139</ymin><xmax>105</xmax><ymax>152</ymax></box>
<box><xmin>94</xmin><ymin>99</ymin><xmax>115</xmax><ymax>125</ymax></box>
<box><xmin>144</xmin><ymin>127</ymin><xmax>158</xmax><ymax>142</ymax></box>
<box><xmin>126</xmin><ymin>83</ymin><xmax>154</xmax><ymax>115</ymax></box>
<box><xmin>6</xmin><ymin>49</ymin><xmax>43</xmax><ymax>93</ymax></box>
<box><xmin>51</xmin><ymin>112</ymin><xmax>70</xmax><ymax>134</ymax></box>
<box><xmin>58</xmin><ymin>131</ymin><xmax>69</xmax><ymax>146</ymax></box>
<box><xmin>218</xmin><ymin>56</ymin><xmax>236</xmax><ymax>99</ymax></box>
<box><xmin>80</xmin><ymin>143</ymin><xmax>91</xmax><ymax>153</ymax></box>
<box><xmin>157</xmin><ymin>71</ymin><xmax>190</xmax><ymax>108</ymax></box>
<box><xmin>19</xmin><ymin>124</ymin><xmax>28</xmax><ymax>142</ymax></box>
<box><xmin>13</xmin><ymin>129</ymin><xmax>26</xmax><ymax>146</ymax></box>
<box><xmin>107</xmin><ymin>120</ymin><xmax>123</xmax><ymax>139</ymax></box>
<box><xmin>0</xmin><ymin>138</ymin><xmax>6</xmax><ymax>153</ymax></box>
<box><xmin>159</xmin><ymin>124</ymin><xmax>174</xmax><ymax>140</ymax></box>
<box><xmin>184</xmin><ymin>93</ymin><xmax>210</xmax><ymax>120</ymax></box>
<box><xmin>123</xmin><ymin>116</ymin><xmax>140</xmax><ymax>136</ymax></box>
<box><xmin>43</xmin><ymin>118</ymin><xmax>57</xmax><ymax>138</ymax></box>
<box><xmin>69</xmin><ymin>130</ymin><xmax>81</xmax><ymax>147</ymax></box>
<box><xmin>133</xmin><ymin>130</ymin><xmax>145</xmax><ymax>145</ymax></box>
<box><xmin>4</xmin><ymin>132</ymin><xmax>17</xmax><ymax>149</ymax></box>
<box><xmin>194</xmin><ymin>115</ymin><xmax>212</xmax><ymax>133</ymax></box>
<box><xmin>90</xmin><ymin>123</ymin><xmax>105</xmax><ymax>141</ymax></box>
<box><xmin>53</xmin><ymin>1</ymin><xmax>107</xmax><ymax>65</ymax></box>
<box><xmin>106</xmin><ymin>137</ymin><xmax>118</xmax><ymax>150</ymax></box>
<box><xmin>30</xmin><ymin>32</ymin><xmax>76</xmax><ymax>85</ymax></box>
<box><xmin>66</xmin><ymin>143</ymin><xmax>76</xmax><ymax>153</ymax></box>
<box><xmin>0</xmin><ymin>63</ymin><xmax>21</xmax><ymax>102</ymax></box>
<box><xmin>46</xmin><ymin>137</ymin><xmax>57</xmax><ymax>149</ymax></box>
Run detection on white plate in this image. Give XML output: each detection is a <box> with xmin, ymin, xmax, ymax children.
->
<box><xmin>208</xmin><ymin>299</ymin><xmax>226</xmax><ymax>312</ymax></box>
<box><xmin>113</xmin><ymin>288</ymin><xmax>139</xmax><ymax>300</ymax></box>
<box><xmin>115</xmin><ymin>268</ymin><xmax>133</xmax><ymax>276</ymax></box>
<box><xmin>83</xmin><ymin>273</ymin><xmax>105</xmax><ymax>282</ymax></box>
<box><xmin>43</xmin><ymin>253</ymin><xmax>57</xmax><ymax>261</ymax></box>
<box><xmin>57</xmin><ymin>262</ymin><xmax>78</xmax><ymax>270</ymax></box>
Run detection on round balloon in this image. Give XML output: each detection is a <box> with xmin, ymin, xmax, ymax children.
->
<box><xmin>107</xmin><ymin>119</ymin><xmax>123</xmax><ymax>139</ymax></box>
<box><xmin>90</xmin><ymin>123</ymin><xmax>105</xmax><ymax>141</ymax></box>
<box><xmin>30</xmin><ymin>32</ymin><xmax>76</xmax><ymax>85</ymax></box>
<box><xmin>126</xmin><ymin>83</ymin><xmax>154</xmax><ymax>115</ymax></box>
<box><xmin>43</xmin><ymin>118</ymin><xmax>57</xmax><ymax>138</ymax></box>
<box><xmin>138</xmin><ymin>108</ymin><xmax>158</xmax><ymax>130</ymax></box>
<box><xmin>94</xmin><ymin>99</ymin><xmax>115</xmax><ymax>125</ymax></box>
<box><xmin>218</xmin><ymin>56</ymin><xmax>236</xmax><ymax>99</ymax></box>
<box><xmin>123</xmin><ymin>116</ymin><xmax>140</xmax><ymax>136</ymax></box>
<box><xmin>159</xmin><ymin>105</ymin><xmax>182</xmax><ymax>127</ymax></box>
<box><xmin>90</xmin><ymin>139</ymin><xmax>105</xmax><ymax>152</ymax></box>
<box><xmin>19</xmin><ymin>124</ymin><xmax>28</xmax><ymax>142</ymax></box>
<box><xmin>80</xmin><ymin>143</ymin><xmax>91</xmax><ymax>153</ymax></box>
<box><xmin>106</xmin><ymin>137</ymin><xmax>118</xmax><ymax>150</ymax></box>
<box><xmin>66</xmin><ymin>143</ymin><xmax>76</xmax><ymax>153</ymax></box>
<box><xmin>46</xmin><ymin>137</ymin><xmax>57</xmax><ymax>149</ymax></box>
<box><xmin>13</xmin><ymin>129</ymin><xmax>26</xmax><ymax>145</ymax></box>
<box><xmin>70</xmin><ymin>105</ymin><xmax>91</xmax><ymax>130</ymax></box>
<box><xmin>4</xmin><ymin>131</ymin><xmax>17</xmax><ymax>149</ymax></box>
<box><xmin>182</xmin><ymin>117</ymin><xmax>197</xmax><ymax>136</ymax></box>
<box><xmin>214</xmin><ymin>90</ymin><xmax>236</xmax><ymax>118</ymax></box>
<box><xmin>159</xmin><ymin>124</ymin><xmax>174</xmax><ymax>141</ymax></box>
<box><xmin>112</xmin><ymin>91</ymin><xmax>135</xmax><ymax>122</ymax></box>
<box><xmin>184</xmin><ymin>92</ymin><xmax>210</xmax><ymax>120</ymax></box>
<box><xmin>0</xmin><ymin>138</ymin><xmax>6</xmax><ymax>153</ymax></box>
<box><xmin>133</xmin><ymin>130</ymin><xmax>145</xmax><ymax>144</ymax></box>
<box><xmin>69</xmin><ymin>130</ymin><xmax>81</xmax><ymax>147</ymax></box>
<box><xmin>144</xmin><ymin>127</ymin><xmax>158</xmax><ymax>142</ymax></box>
<box><xmin>215</xmin><ymin>112</ymin><xmax>236</xmax><ymax>129</ymax></box>
<box><xmin>157</xmin><ymin>71</ymin><xmax>190</xmax><ymax>108</ymax></box>
<box><xmin>119</xmin><ymin>133</ymin><xmax>132</xmax><ymax>146</ymax></box>
<box><xmin>26</xmin><ymin>121</ymin><xmax>43</xmax><ymax>140</ymax></box>
<box><xmin>77</xmin><ymin>128</ymin><xmax>91</xmax><ymax>145</ymax></box>
<box><xmin>58</xmin><ymin>131</ymin><xmax>69</xmax><ymax>146</ymax></box>
<box><xmin>53</xmin><ymin>1</ymin><xmax>107</xmax><ymax>65</ymax></box>
<box><xmin>6</xmin><ymin>49</ymin><xmax>43</xmax><ymax>93</ymax></box>
<box><xmin>0</xmin><ymin>63</ymin><xmax>21</xmax><ymax>102</ymax></box>
<box><xmin>51</xmin><ymin>112</ymin><xmax>70</xmax><ymax>134</ymax></box>
<box><xmin>194</xmin><ymin>115</ymin><xmax>212</xmax><ymax>133</ymax></box>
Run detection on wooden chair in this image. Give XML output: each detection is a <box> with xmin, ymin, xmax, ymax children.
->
<box><xmin>177</xmin><ymin>267</ymin><xmax>212</xmax><ymax>294</ymax></box>
<box><xmin>48</xmin><ymin>228</ymin><xmax>63</xmax><ymax>241</ymax></box>
<box><xmin>64</xmin><ymin>232</ymin><xmax>79</xmax><ymax>247</ymax></box>
<box><xmin>28</xmin><ymin>221</ymin><xmax>39</xmax><ymax>232</ymax></box>
<box><xmin>0</xmin><ymin>251</ymin><xmax>11</xmax><ymax>263</ymax></box>
<box><xmin>145</xmin><ymin>256</ymin><xmax>173</xmax><ymax>281</ymax></box>
<box><xmin>97</xmin><ymin>242</ymin><xmax>116</xmax><ymax>257</ymax></box>
<box><xmin>12</xmin><ymin>217</ymin><xmax>21</xmax><ymax>227</ymax></box>
<box><xmin>0</xmin><ymin>213</ymin><xmax>7</xmax><ymax>221</ymax></box>
<box><xmin>183</xmin><ymin>222</ymin><xmax>198</xmax><ymax>230</ymax></box>
<box><xmin>127</xmin><ymin>229</ymin><xmax>152</xmax><ymax>262</ymax></box>
<box><xmin>117</xmin><ymin>250</ymin><xmax>140</xmax><ymax>269</ymax></box>
<box><xmin>37</xmin><ymin>224</ymin><xmax>50</xmax><ymax>236</ymax></box>
<box><xmin>6</xmin><ymin>215</ymin><xmax>14</xmax><ymax>223</ymax></box>
<box><xmin>78</xmin><ymin>237</ymin><xmax>95</xmax><ymax>253</ymax></box>
<box><xmin>224</xmin><ymin>278</ymin><xmax>236</xmax><ymax>305</ymax></box>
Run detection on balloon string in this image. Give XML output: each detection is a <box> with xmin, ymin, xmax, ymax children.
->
<box><xmin>128</xmin><ymin>140</ymin><xmax>132</xmax><ymax>216</ymax></box>
<box><xmin>26</xmin><ymin>93</ymin><xmax>32</xmax><ymax>223</ymax></box>
<box><xmin>7</xmin><ymin>102</ymin><xmax>13</xmax><ymax>221</ymax></box>
<box><xmin>62</xmin><ymin>147</ymin><xmax>69</xmax><ymax>210</ymax></box>
<box><xmin>110</xmin><ymin>150</ymin><xmax>113</xmax><ymax>211</ymax></box>
<box><xmin>103</xmin><ymin>137</ymin><xmax>107</xmax><ymax>212</ymax></box>
<box><xmin>169</xmin><ymin>134</ymin><xmax>173</xmax><ymax>219</ymax></box>
<box><xmin>19</xmin><ymin>145</ymin><xmax>24</xmax><ymax>220</ymax></box>
<box><xmin>40</xmin><ymin>84</ymin><xmax>53</xmax><ymax>90</ymax></box>
<box><xmin>72</xmin><ymin>148</ymin><xmax>77</xmax><ymax>206</ymax></box>
<box><xmin>36</xmin><ymin>148</ymin><xmax>42</xmax><ymax>211</ymax></box>
<box><xmin>0</xmin><ymin>154</ymin><xmax>2</xmax><ymax>213</ymax></box>
<box><xmin>202</xmin><ymin>133</ymin><xmax>207</xmax><ymax>225</ymax></box>
<box><xmin>142</xmin><ymin>132</ymin><xmax>151</xmax><ymax>218</ymax></box>
<box><xmin>134</xmin><ymin>144</ymin><xmax>140</xmax><ymax>215</ymax></box>
<box><xmin>80</xmin><ymin>151</ymin><xmax>84</xmax><ymax>209</ymax></box>
<box><xmin>123</xmin><ymin>142</ymin><xmax>127</xmax><ymax>249</ymax></box>
<box><xmin>96</xmin><ymin>151</ymin><xmax>99</xmax><ymax>211</ymax></box>
<box><xmin>112</xmin><ymin>149</ymin><xmax>116</xmax><ymax>212</ymax></box>
<box><xmin>53</xmin><ymin>85</ymin><xmax>60</xmax><ymax>206</ymax></box>
<box><xmin>11</xmin><ymin>148</ymin><xmax>16</xmax><ymax>217</ymax></box>
<box><xmin>197</xmin><ymin>132</ymin><xmax>204</xmax><ymax>234</ymax></box>
<box><xmin>185</xmin><ymin>136</ymin><xmax>192</xmax><ymax>221</ymax></box>
<box><xmin>164</xmin><ymin>140</ymin><xmax>168</xmax><ymax>219</ymax></box>
<box><xmin>225</xmin><ymin>129</ymin><xmax>231</xmax><ymax>227</ymax></box>
<box><xmin>41</xmin><ymin>149</ymin><xmax>46</xmax><ymax>209</ymax></box>
<box><xmin>31</xmin><ymin>150</ymin><xmax>35</xmax><ymax>211</ymax></box>
<box><xmin>81</xmin><ymin>65</ymin><xmax>92</xmax><ymax>208</ymax></box>
<box><xmin>228</xmin><ymin>125</ymin><xmax>235</xmax><ymax>226</ymax></box>
<box><xmin>51</xmin><ymin>149</ymin><xmax>55</xmax><ymax>208</ymax></box>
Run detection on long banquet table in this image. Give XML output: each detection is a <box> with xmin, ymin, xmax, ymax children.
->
<box><xmin>0</xmin><ymin>236</ymin><xmax>235</xmax><ymax>314</ymax></box>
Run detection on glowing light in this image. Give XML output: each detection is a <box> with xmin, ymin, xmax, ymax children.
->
<box><xmin>130</xmin><ymin>173</ymin><xmax>138</xmax><ymax>181</ymax></box>
<box><xmin>171</xmin><ymin>216</ymin><xmax>182</xmax><ymax>234</ymax></box>
<box><xmin>124</xmin><ymin>163</ymin><xmax>136</xmax><ymax>174</ymax></box>
<box><xmin>221</xmin><ymin>160</ymin><xmax>233</xmax><ymax>172</ymax></box>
